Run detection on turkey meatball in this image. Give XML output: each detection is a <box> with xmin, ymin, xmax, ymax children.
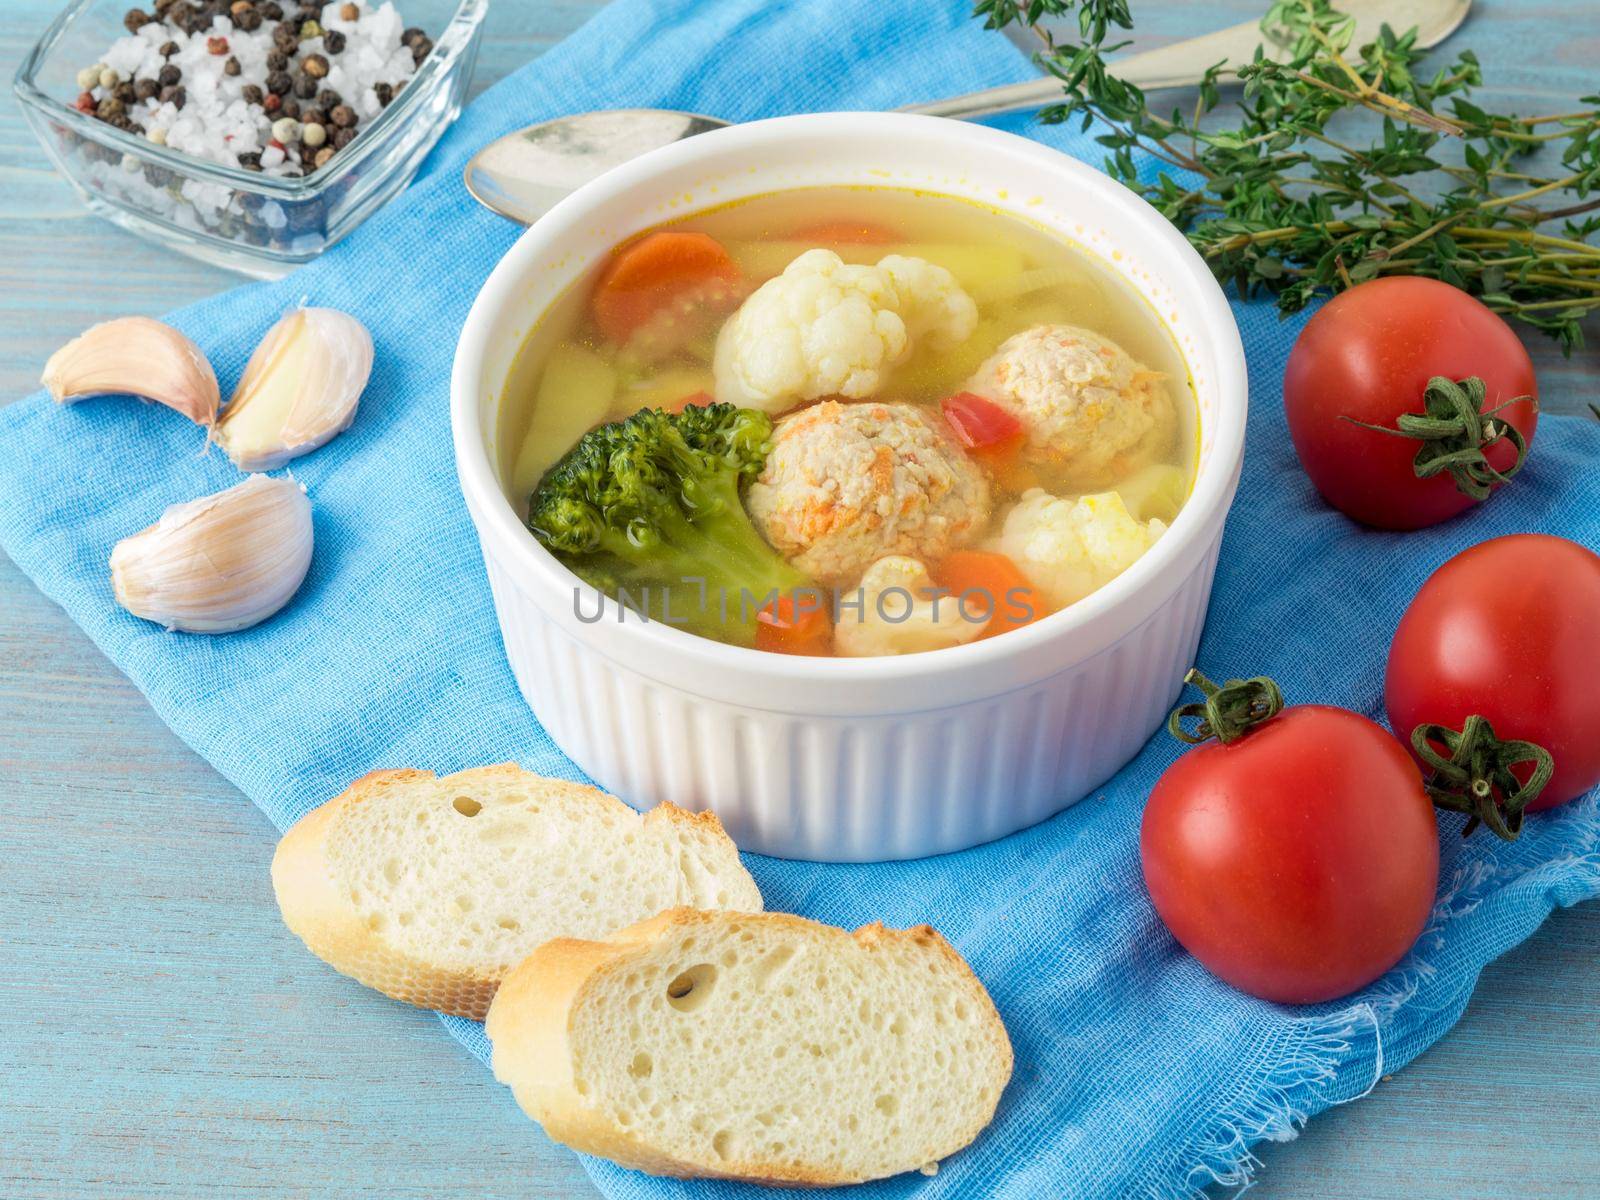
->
<box><xmin>747</xmin><ymin>400</ymin><xmax>990</xmax><ymax>586</ymax></box>
<box><xmin>965</xmin><ymin>324</ymin><xmax>1175</xmax><ymax>484</ymax></box>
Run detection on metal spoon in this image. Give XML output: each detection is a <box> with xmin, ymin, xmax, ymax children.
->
<box><xmin>464</xmin><ymin>0</ymin><xmax>1471</xmax><ymax>226</ymax></box>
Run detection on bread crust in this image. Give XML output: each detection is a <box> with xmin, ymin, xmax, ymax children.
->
<box><xmin>270</xmin><ymin>765</ymin><xmax>755</xmax><ymax>1021</ymax></box>
<box><xmin>485</xmin><ymin>908</ymin><xmax>1013</xmax><ymax>1186</ymax></box>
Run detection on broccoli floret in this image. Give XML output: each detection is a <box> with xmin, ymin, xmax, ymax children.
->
<box><xmin>527</xmin><ymin>403</ymin><xmax>813</xmax><ymax>645</ymax></box>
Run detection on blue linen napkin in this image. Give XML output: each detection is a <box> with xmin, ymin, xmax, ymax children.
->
<box><xmin>3</xmin><ymin>1</ymin><xmax>1598</xmax><ymax>1196</ymax></box>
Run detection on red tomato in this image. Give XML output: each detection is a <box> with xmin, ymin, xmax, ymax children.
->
<box><xmin>1141</xmin><ymin>678</ymin><xmax>1438</xmax><ymax>1004</ymax></box>
<box><xmin>1386</xmin><ymin>534</ymin><xmax>1600</xmax><ymax>815</ymax></box>
<box><xmin>941</xmin><ymin>391</ymin><xmax>1023</xmax><ymax>452</ymax></box>
<box><xmin>1283</xmin><ymin>277</ymin><xmax>1538</xmax><ymax>530</ymax></box>
<box><xmin>755</xmin><ymin>594</ymin><xmax>833</xmax><ymax>656</ymax></box>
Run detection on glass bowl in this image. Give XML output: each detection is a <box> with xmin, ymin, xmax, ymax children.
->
<box><xmin>12</xmin><ymin>0</ymin><xmax>487</xmax><ymax>278</ymax></box>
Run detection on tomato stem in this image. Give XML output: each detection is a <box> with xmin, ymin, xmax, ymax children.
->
<box><xmin>1167</xmin><ymin>669</ymin><xmax>1285</xmax><ymax>746</ymax></box>
<box><xmin>1340</xmin><ymin>376</ymin><xmax>1535</xmax><ymax>502</ymax></box>
<box><xmin>1409</xmin><ymin>715</ymin><xmax>1554</xmax><ymax>841</ymax></box>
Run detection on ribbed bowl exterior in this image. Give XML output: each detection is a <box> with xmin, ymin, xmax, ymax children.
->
<box><xmin>480</xmin><ymin>532</ymin><xmax>1222</xmax><ymax>861</ymax></box>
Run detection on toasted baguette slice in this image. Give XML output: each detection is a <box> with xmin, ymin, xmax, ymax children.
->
<box><xmin>486</xmin><ymin>908</ymin><xmax>1012</xmax><ymax>1186</ymax></box>
<box><xmin>271</xmin><ymin>765</ymin><xmax>761</xmax><ymax>1020</ymax></box>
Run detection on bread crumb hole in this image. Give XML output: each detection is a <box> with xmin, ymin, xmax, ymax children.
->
<box><xmin>382</xmin><ymin>858</ymin><xmax>401</xmax><ymax>885</ymax></box>
<box><xmin>629</xmin><ymin>1052</ymin><xmax>653</xmax><ymax>1079</ymax></box>
<box><xmin>455</xmin><ymin>895</ymin><xmax>474</xmax><ymax>913</ymax></box>
<box><xmin>365</xmin><ymin>913</ymin><xmax>384</xmax><ymax>932</ymax></box>
<box><xmin>452</xmin><ymin>796</ymin><xmax>482</xmax><ymax>817</ymax></box>
<box><xmin>876</xmin><ymin>1094</ymin><xmax>899</xmax><ymax>1116</ymax></box>
<box><xmin>497</xmin><ymin>917</ymin><xmax>520</xmax><ymax>932</ymax></box>
<box><xmin>666</xmin><ymin>963</ymin><xmax>718</xmax><ymax>1012</ymax></box>
<box><xmin>398</xmin><ymin>912</ymin><xmax>414</xmax><ymax>926</ymax></box>
<box><xmin>712</xmin><ymin>1131</ymin><xmax>733</xmax><ymax>1160</ymax></box>
<box><xmin>954</xmin><ymin>999</ymin><xmax>971</xmax><ymax>1020</ymax></box>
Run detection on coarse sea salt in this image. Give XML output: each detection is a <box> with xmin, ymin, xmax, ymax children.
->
<box><xmin>86</xmin><ymin>1</ymin><xmax>420</xmax><ymax>178</ymax></box>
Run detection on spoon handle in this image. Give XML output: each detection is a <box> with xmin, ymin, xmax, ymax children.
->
<box><xmin>898</xmin><ymin>15</ymin><xmax>1285</xmax><ymax>120</ymax></box>
<box><xmin>898</xmin><ymin>0</ymin><xmax>1468</xmax><ymax>120</ymax></box>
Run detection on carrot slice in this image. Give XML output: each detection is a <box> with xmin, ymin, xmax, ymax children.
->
<box><xmin>931</xmin><ymin>550</ymin><xmax>1042</xmax><ymax>640</ymax></box>
<box><xmin>792</xmin><ymin>219</ymin><xmax>902</xmax><ymax>245</ymax></box>
<box><xmin>590</xmin><ymin>231</ymin><xmax>741</xmax><ymax>346</ymax></box>
<box><xmin>668</xmin><ymin>390</ymin><xmax>715</xmax><ymax>413</ymax></box>
<box><xmin>756</xmin><ymin>594</ymin><xmax>834</xmax><ymax>656</ymax></box>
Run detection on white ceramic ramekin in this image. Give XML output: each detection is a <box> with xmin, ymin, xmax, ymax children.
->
<box><xmin>452</xmin><ymin>113</ymin><xmax>1247</xmax><ymax>862</ymax></box>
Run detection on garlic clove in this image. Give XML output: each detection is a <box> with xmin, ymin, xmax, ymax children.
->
<box><xmin>214</xmin><ymin>307</ymin><xmax>373</xmax><ymax>471</ymax></box>
<box><xmin>42</xmin><ymin>316</ymin><xmax>220</xmax><ymax>427</ymax></box>
<box><xmin>110</xmin><ymin>474</ymin><xmax>314</xmax><ymax>634</ymax></box>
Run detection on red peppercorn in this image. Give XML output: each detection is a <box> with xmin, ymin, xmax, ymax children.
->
<box><xmin>75</xmin><ymin>91</ymin><xmax>96</xmax><ymax>113</ymax></box>
<box><xmin>263</xmin><ymin>92</ymin><xmax>281</xmax><ymax>113</ymax></box>
<box><xmin>268</xmin><ymin>138</ymin><xmax>286</xmax><ymax>151</ymax></box>
<box><xmin>207</xmin><ymin>35</ymin><xmax>229</xmax><ymax>54</ymax></box>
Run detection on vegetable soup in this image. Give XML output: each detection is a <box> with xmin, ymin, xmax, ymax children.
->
<box><xmin>500</xmin><ymin>186</ymin><xmax>1198</xmax><ymax>657</ymax></box>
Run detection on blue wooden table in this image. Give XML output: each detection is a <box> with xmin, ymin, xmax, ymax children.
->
<box><xmin>1</xmin><ymin>2</ymin><xmax>1596</xmax><ymax>1197</ymax></box>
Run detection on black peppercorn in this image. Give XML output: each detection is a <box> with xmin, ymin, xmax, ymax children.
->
<box><xmin>261</xmin><ymin>0</ymin><xmax>282</xmax><ymax>16</ymax></box>
<box><xmin>321</xmin><ymin>29</ymin><xmax>345</xmax><ymax>54</ymax></box>
<box><xmin>263</xmin><ymin>48</ymin><xmax>285</xmax><ymax>70</ymax></box>
<box><xmin>123</xmin><ymin>8</ymin><xmax>150</xmax><ymax>32</ymax></box>
<box><xmin>240</xmin><ymin>83</ymin><xmax>264</xmax><ymax>105</ymax></box>
<box><xmin>223</xmin><ymin>56</ymin><xmax>241</xmax><ymax>76</ymax></box>
<box><xmin>283</xmin><ymin>97</ymin><xmax>303</xmax><ymax>119</ymax></box>
<box><xmin>154</xmin><ymin>0</ymin><xmax>178</xmax><ymax>10</ymax></box>
<box><xmin>134</xmin><ymin>77</ymin><xmax>160</xmax><ymax>100</ymax></box>
<box><xmin>190</xmin><ymin>8</ymin><xmax>214</xmax><ymax>32</ymax></box>
<box><xmin>400</xmin><ymin>26</ymin><xmax>424</xmax><ymax>47</ymax></box>
<box><xmin>96</xmin><ymin>96</ymin><xmax>125</xmax><ymax>120</ymax></box>
<box><xmin>272</xmin><ymin>24</ymin><xmax>298</xmax><ymax>51</ymax></box>
<box><xmin>299</xmin><ymin>106</ymin><xmax>324</xmax><ymax>126</ymax></box>
<box><xmin>329</xmin><ymin>103</ymin><xmax>356</xmax><ymax>128</ymax></box>
<box><xmin>159</xmin><ymin>39</ymin><xmax>179</xmax><ymax>56</ymax></box>
<box><xmin>237</xmin><ymin>151</ymin><xmax>263</xmax><ymax>171</ymax></box>
<box><xmin>266</xmin><ymin>70</ymin><xmax>292</xmax><ymax>95</ymax></box>
<box><xmin>157</xmin><ymin>63</ymin><xmax>182</xmax><ymax>87</ymax></box>
<box><xmin>113</xmin><ymin>80</ymin><xmax>136</xmax><ymax>103</ymax></box>
<box><xmin>161</xmin><ymin>84</ymin><xmax>186</xmax><ymax>109</ymax></box>
<box><xmin>371</xmin><ymin>81</ymin><xmax>393</xmax><ymax>107</ymax></box>
<box><xmin>331</xmin><ymin>125</ymin><xmax>356</xmax><ymax>150</ymax></box>
<box><xmin>302</xmin><ymin>53</ymin><xmax>329</xmax><ymax>78</ymax></box>
<box><xmin>238</xmin><ymin>8</ymin><xmax>262</xmax><ymax>30</ymax></box>
<box><xmin>292</xmin><ymin>73</ymin><xmax>317</xmax><ymax>99</ymax></box>
<box><xmin>169</xmin><ymin>5</ymin><xmax>192</xmax><ymax>30</ymax></box>
<box><xmin>410</xmin><ymin>36</ymin><xmax>433</xmax><ymax>63</ymax></box>
<box><xmin>314</xmin><ymin>87</ymin><xmax>341</xmax><ymax>111</ymax></box>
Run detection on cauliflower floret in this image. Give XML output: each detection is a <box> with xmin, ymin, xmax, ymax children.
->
<box><xmin>834</xmin><ymin>556</ymin><xmax>984</xmax><ymax>657</ymax></box>
<box><xmin>747</xmin><ymin>400</ymin><xmax>990</xmax><ymax>587</ymax></box>
<box><xmin>991</xmin><ymin>488</ymin><xmax>1166</xmax><ymax>610</ymax></box>
<box><xmin>966</xmin><ymin>324</ymin><xmax>1175</xmax><ymax>484</ymax></box>
<box><xmin>713</xmin><ymin>249</ymin><xmax>977</xmax><ymax>412</ymax></box>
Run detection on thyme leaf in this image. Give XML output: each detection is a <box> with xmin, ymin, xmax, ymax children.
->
<box><xmin>977</xmin><ymin>0</ymin><xmax>1600</xmax><ymax>352</ymax></box>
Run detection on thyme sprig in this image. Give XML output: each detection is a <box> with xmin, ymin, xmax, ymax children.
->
<box><xmin>975</xmin><ymin>0</ymin><xmax>1600</xmax><ymax>351</ymax></box>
